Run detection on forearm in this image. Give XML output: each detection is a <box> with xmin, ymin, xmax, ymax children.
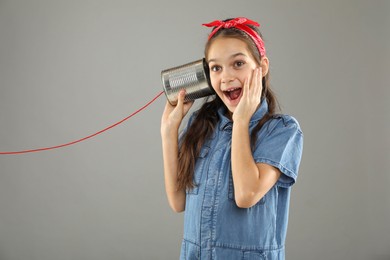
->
<box><xmin>231</xmin><ymin>121</ymin><xmax>261</xmax><ymax>206</ymax></box>
<box><xmin>231</xmin><ymin>120</ymin><xmax>281</xmax><ymax>208</ymax></box>
<box><xmin>161</xmin><ymin>130</ymin><xmax>186</xmax><ymax>212</ymax></box>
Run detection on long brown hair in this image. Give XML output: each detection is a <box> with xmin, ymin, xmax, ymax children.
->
<box><xmin>177</xmin><ymin>21</ymin><xmax>280</xmax><ymax>191</ymax></box>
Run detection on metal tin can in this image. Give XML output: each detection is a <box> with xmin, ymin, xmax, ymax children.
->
<box><xmin>161</xmin><ymin>58</ymin><xmax>214</xmax><ymax>105</ymax></box>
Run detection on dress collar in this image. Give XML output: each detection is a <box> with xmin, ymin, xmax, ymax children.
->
<box><xmin>217</xmin><ymin>99</ymin><xmax>269</xmax><ymax>131</ymax></box>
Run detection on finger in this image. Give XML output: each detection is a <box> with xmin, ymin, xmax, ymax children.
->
<box><xmin>176</xmin><ymin>89</ymin><xmax>186</xmax><ymax>109</ymax></box>
<box><xmin>243</xmin><ymin>77</ymin><xmax>249</xmax><ymax>99</ymax></box>
<box><xmin>250</xmin><ymin>67</ymin><xmax>260</xmax><ymax>98</ymax></box>
<box><xmin>259</xmin><ymin>67</ymin><xmax>264</xmax><ymax>98</ymax></box>
<box><xmin>245</xmin><ymin>68</ymin><xmax>256</xmax><ymax>100</ymax></box>
<box><xmin>248</xmin><ymin>68</ymin><xmax>259</xmax><ymax>99</ymax></box>
<box><xmin>165</xmin><ymin>99</ymin><xmax>175</xmax><ymax>108</ymax></box>
<box><xmin>163</xmin><ymin>100</ymin><xmax>174</xmax><ymax>116</ymax></box>
<box><xmin>255</xmin><ymin>67</ymin><xmax>262</xmax><ymax>98</ymax></box>
<box><xmin>248</xmin><ymin>68</ymin><xmax>255</xmax><ymax>90</ymax></box>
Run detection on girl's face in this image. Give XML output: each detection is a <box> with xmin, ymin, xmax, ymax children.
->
<box><xmin>207</xmin><ymin>37</ymin><xmax>258</xmax><ymax>114</ymax></box>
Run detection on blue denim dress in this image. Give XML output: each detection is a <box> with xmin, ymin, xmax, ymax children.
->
<box><xmin>180</xmin><ymin>100</ymin><xmax>303</xmax><ymax>260</ymax></box>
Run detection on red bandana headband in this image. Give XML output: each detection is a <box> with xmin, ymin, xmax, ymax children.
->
<box><xmin>202</xmin><ymin>17</ymin><xmax>266</xmax><ymax>57</ymax></box>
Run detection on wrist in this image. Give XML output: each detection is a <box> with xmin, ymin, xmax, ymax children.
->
<box><xmin>161</xmin><ymin>125</ymin><xmax>179</xmax><ymax>139</ymax></box>
<box><xmin>232</xmin><ymin>117</ymin><xmax>250</xmax><ymax>127</ymax></box>
<box><xmin>232</xmin><ymin>120</ymin><xmax>250</xmax><ymax>139</ymax></box>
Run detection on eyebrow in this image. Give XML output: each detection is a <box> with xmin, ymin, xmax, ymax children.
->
<box><xmin>208</xmin><ymin>52</ymin><xmax>247</xmax><ymax>64</ymax></box>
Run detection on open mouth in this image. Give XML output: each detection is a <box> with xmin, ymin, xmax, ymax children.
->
<box><xmin>223</xmin><ymin>88</ymin><xmax>242</xmax><ymax>101</ymax></box>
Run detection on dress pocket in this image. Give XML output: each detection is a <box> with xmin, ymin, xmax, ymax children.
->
<box><xmin>186</xmin><ymin>146</ymin><xmax>210</xmax><ymax>195</ymax></box>
<box><xmin>243</xmin><ymin>250</ymin><xmax>267</xmax><ymax>260</ymax></box>
<box><xmin>180</xmin><ymin>240</ymin><xmax>200</xmax><ymax>260</ymax></box>
<box><xmin>228</xmin><ymin>170</ymin><xmax>266</xmax><ymax>205</ymax></box>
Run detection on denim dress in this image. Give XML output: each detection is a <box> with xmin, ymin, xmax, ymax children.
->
<box><xmin>180</xmin><ymin>100</ymin><xmax>303</xmax><ymax>260</ymax></box>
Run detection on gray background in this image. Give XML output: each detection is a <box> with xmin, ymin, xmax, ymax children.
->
<box><xmin>0</xmin><ymin>0</ymin><xmax>389</xmax><ymax>259</ymax></box>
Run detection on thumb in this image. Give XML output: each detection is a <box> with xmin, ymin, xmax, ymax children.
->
<box><xmin>176</xmin><ymin>89</ymin><xmax>186</xmax><ymax>108</ymax></box>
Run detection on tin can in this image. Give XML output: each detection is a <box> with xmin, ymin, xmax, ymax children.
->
<box><xmin>161</xmin><ymin>58</ymin><xmax>214</xmax><ymax>105</ymax></box>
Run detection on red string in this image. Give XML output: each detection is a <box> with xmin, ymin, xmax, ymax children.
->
<box><xmin>0</xmin><ymin>91</ymin><xmax>164</xmax><ymax>155</ymax></box>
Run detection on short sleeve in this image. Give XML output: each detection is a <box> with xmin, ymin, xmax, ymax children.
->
<box><xmin>253</xmin><ymin>115</ymin><xmax>304</xmax><ymax>188</ymax></box>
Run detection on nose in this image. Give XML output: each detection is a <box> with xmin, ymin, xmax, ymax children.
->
<box><xmin>221</xmin><ymin>68</ymin><xmax>235</xmax><ymax>84</ymax></box>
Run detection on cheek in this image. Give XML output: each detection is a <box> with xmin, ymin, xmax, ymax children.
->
<box><xmin>240</xmin><ymin>67</ymin><xmax>256</xmax><ymax>81</ymax></box>
<box><xmin>210</xmin><ymin>75</ymin><xmax>219</xmax><ymax>91</ymax></box>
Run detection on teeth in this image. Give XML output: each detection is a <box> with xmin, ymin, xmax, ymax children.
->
<box><xmin>225</xmin><ymin>88</ymin><xmax>240</xmax><ymax>92</ymax></box>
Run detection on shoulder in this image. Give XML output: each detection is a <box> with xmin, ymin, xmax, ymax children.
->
<box><xmin>264</xmin><ymin>114</ymin><xmax>303</xmax><ymax>135</ymax></box>
<box><xmin>253</xmin><ymin>114</ymin><xmax>304</xmax><ymax>186</ymax></box>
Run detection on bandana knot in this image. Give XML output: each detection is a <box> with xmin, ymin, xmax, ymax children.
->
<box><xmin>202</xmin><ymin>17</ymin><xmax>266</xmax><ymax>57</ymax></box>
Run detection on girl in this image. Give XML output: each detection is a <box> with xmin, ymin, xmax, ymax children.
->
<box><xmin>161</xmin><ymin>17</ymin><xmax>303</xmax><ymax>260</ymax></box>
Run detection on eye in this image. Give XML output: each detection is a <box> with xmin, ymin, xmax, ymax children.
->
<box><xmin>210</xmin><ymin>65</ymin><xmax>221</xmax><ymax>72</ymax></box>
<box><xmin>234</xmin><ymin>61</ymin><xmax>245</xmax><ymax>68</ymax></box>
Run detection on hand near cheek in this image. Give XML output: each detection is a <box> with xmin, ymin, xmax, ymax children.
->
<box><xmin>233</xmin><ymin>67</ymin><xmax>263</xmax><ymax>123</ymax></box>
